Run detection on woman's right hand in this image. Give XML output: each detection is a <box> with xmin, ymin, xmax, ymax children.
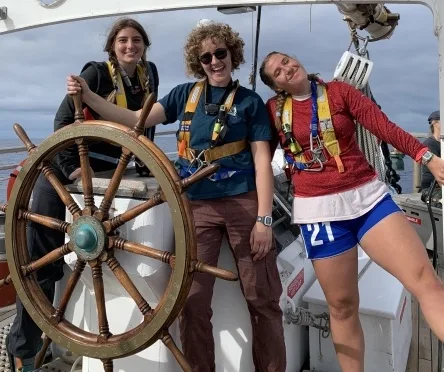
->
<box><xmin>67</xmin><ymin>75</ymin><xmax>91</xmax><ymax>101</ymax></box>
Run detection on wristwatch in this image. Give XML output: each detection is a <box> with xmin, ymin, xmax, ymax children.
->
<box><xmin>421</xmin><ymin>150</ymin><xmax>434</xmax><ymax>165</ymax></box>
<box><xmin>257</xmin><ymin>215</ymin><xmax>273</xmax><ymax>227</ymax></box>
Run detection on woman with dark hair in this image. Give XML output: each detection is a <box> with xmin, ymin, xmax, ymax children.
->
<box><xmin>6</xmin><ymin>17</ymin><xmax>159</xmax><ymax>372</ymax></box>
<box><xmin>67</xmin><ymin>20</ymin><xmax>285</xmax><ymax>372</ymax></box>
<box><xmin>259</xmin><ymin>51</ymin><xmax>444</xmax><ymax>372</ymax></box>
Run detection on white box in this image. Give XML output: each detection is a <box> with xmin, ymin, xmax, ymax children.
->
<box><xmin>303</xmin><ymin>257</ymin><xmax>412</xmax><ymax>372</ymax></box>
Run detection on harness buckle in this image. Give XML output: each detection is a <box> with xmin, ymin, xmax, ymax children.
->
<box><xmin>186</xmin><ymin>149</ymin><xmax>207</xmax><ymax>174</ymax></box>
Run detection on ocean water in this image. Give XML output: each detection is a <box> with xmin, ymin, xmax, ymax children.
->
<box><xmin>0</xmin><ymin>136</ymin><xmax>414</xmax><ymax>204</ymax></box>
<box><xmin>0</xmin><ymin>135</ymin><xmax>178</xmax><ymax>204</ymax></box>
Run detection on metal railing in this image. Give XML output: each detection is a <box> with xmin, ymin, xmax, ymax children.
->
<box><xmin>0</xmin><ymin>130</ymin><xmax>178</xmax><ymax>181</ymax></box>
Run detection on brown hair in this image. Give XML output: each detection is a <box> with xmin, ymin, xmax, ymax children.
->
<box><xmin>184</xmin><ymin>21</ymin><xmax>245</xmax><ymax>79</ymax></box>
<box><xmin>259</xmin><ymin>51</ymin><xmax>323</xmax><ymax>130</ymax></box>
<box><xmin>104</xmin><ymin>18</ymin><xmax>152</xmax><ymax>101</ymax></box>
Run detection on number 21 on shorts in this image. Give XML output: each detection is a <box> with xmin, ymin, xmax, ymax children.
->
<box><xmin>306</xmin><ymin>222</ymin><xmax>335</xmax><ymax>246</ymax></box>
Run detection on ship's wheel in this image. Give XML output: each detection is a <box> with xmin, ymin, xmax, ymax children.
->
<box><xmin>0</xmin><ymin>94</ymin><xmax>238</xmax><ymax>371</ymax></box>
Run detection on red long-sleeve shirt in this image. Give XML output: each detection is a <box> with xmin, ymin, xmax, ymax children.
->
<box><xmin>267</xmin><ymin>81</ymin><xmax>426</xmax><ymax>197</ymax></box>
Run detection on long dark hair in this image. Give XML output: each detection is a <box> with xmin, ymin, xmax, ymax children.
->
<box><xmin>104</xmin><ymin>18</ymin><xmax>152</xmax><ymax>100</ymax></box>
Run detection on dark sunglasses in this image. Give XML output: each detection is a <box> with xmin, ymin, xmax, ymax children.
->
<box><xmin>199</xmin><ymin>48</ymin><xmax>228</xmax><ymax>65</ymax></box>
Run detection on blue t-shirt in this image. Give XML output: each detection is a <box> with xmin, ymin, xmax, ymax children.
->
<box><xmin>158</xmin><ymin>82</ymin><xmax>272</xmax><ymax>200</ymax></box>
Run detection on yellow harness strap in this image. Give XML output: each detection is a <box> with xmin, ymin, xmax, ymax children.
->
<box><xmin>177</xmin><ymin>80</ymin><xmax>243</xmax><ymax>162</ymax></box>
<box><xmin>106</xmin><ymin>61</ymin><xmax>149</xmax><ymax>108</ymax></box>
<box><xmin>282</xmin><ymin>84</ymin><xmax>344</xmax><ymax>173</ymax></box>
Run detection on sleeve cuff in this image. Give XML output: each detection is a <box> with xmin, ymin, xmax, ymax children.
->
<box><xmin>414</xmin><ymin>147</ymin><xmax>429</xmax><ymax>163</ymax></box>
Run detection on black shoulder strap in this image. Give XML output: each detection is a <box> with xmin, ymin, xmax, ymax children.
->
<box><xmin>146</xmin><ymin>61</ymin><xmax>159</xmax><ymax>96</ymax></box>
<box><xmin>80</xmin><ymin>61</ymin><xmax>103</xmax><ymax>94</ymax></box>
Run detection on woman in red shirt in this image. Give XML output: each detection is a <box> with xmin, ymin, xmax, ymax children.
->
<box><xmin>260</xmin><ymin>51</ymin><xmax>444</xmax><ymax>372</ymax></box>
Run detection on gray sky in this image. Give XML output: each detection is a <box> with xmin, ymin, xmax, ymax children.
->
<box><xmin>0</xmin><ymin>4</ymin><xmax>438</xmax><ymax>139</ymax></box>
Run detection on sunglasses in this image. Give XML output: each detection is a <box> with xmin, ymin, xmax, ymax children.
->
<box><xmin>199</xmin><ymin>48</ymin><xmax>228</xmax><ymax>65</ymax></box>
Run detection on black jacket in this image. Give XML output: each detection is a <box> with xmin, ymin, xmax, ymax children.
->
<box><xmin>53</xmin><ymin>60</ymin><xmax>159</xmax><ymax>179</ymax></box>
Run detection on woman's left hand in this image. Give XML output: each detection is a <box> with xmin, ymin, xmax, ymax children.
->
<box><xmin>427</xmin><ymin>155</ymin><xmax>444</xmax><ymax>185</ymax></box>
<box><xmin>250</xmin><ymin>222</ymin><xmax>273</xmax><ymax>261</ymax></box>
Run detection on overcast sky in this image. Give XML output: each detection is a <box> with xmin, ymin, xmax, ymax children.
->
<box><xmin>0</xmin><ymin>3</ymin><xmax>438</xmax><ymax>140</ymax></box>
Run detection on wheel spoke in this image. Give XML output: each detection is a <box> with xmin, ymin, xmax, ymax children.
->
<box><xmin>34</xmin><ymin>336</ymin><xmax>52</xmax><ymax>369</ymax></box>
<box><xmin>19</xmin><ymin>209</ymin><xmax>70</xmax><ymax>233</ymax></box>
<box><xmin>21</xmin><ymin>244</ymin><xmax>71</xmax><ymax>278</ymax></box>
<box><xmin>90</xmin><ymin>260</ymin><xmax>112</xmax><ymax>342</ymax></box>
<box><xmin>178</xmin><ymin>163</ymin><xmax>220</xmax><ymax>191</ymax></box>
<box><xmin>0</xmin><ymin>274</ymin><xmax>12</xmax><ymax>289</ymax></box>
<box><xmin>105</xmin><ymin>254</ymin><xmax>152</xmax><ymax>317</ymax></box>
<box><xmin>95</xmin><ymin>149</ymin><xmax>132</xmax><ymax>221</ymax></box>
<box><xmin>103</xmin><ymin>192</ymin><xmax>165</xmax><ymax>233</ymax></box>
<box><xmin>102</xmin><ymin>359</ymin><xmax>113</xmax><ymax>372</ymax></box>
<box><xmin>110</xmin><ymin>237</ymin><xmax>173</xmax><ymax>265</ymax></box>
<box><xmin>192</xmin><ymin>260</ymin><xmax>238</xmax><ymax>281</ymax></box>
<box><xmin>132</xmin><ymin>93</ymin><xmax>156</xmax><ymax>137</ymax></box>
<box><xmin>111</xmin><ymin>237</ymin><xmax>238</xmax><ymax>281</ymax></box>
<box><xmin>52</xmin><ymin>260</ymin><xmax>86</xmax><ymax>324</ymax></box>
<box><xmin>41</xmin><ymin>163</ymin><xmax>81</xmax><ymax>217</ymax></box>
<box><xmin>76</xmin><ymin>139</ymin><xmax>95</xmax><ymax>215</ymax></box>
<box><xmin>160</xmin><ymin>330</ymin><xmax>192</xmax><ymax>372</ymax></box>
<box><xmin>13</xmin><ymin>123</ymin><xmax>37</xmax><ymax>153</ymax></box>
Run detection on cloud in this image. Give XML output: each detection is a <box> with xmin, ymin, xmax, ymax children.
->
<box><xmin>0</xmin><ymin>3</ymin><xmax>439</xmax><ymax>139</ymax></box>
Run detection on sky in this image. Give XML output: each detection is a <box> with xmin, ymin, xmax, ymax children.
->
<box><xmin>0</xmin><ymin>3</ymin><xmax>439</xmax><ymax>140</ymax></box>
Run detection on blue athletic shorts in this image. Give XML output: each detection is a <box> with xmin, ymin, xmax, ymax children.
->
<box><xmin>299</xmin><ymin>193</ymin><xmax>401</xmax><ymax>260</ymax></box>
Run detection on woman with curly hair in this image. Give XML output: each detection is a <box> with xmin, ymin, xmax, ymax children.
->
<box><xmin>67</xmin><ymin>21</ymin><xmax>286</xmax><ymax>372</ymax></box>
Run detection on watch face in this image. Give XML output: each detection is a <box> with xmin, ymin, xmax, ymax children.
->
<box><xmin>263</xmin><ymin>216</ymin><xmax>273</xmax><ymax>226</ymax></box>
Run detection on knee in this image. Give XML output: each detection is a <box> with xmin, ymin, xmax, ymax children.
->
<box><xmin>412</xmin><ymin>263</ymin><xmax>444</xmax><ymax>295</ymax></box>
<box><xmin>181</xmin><ymin>290</ymin><xmax>212</xmax><ymax>320</ymax></box>
<box><xmin>328</xmin><ymin>296</ymin><xmax>359</xmax><ymax>322</ymax></box>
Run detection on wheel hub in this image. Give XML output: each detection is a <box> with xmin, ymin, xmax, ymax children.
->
<box><xmin>69</xmin><ymin>216</ymin><xmax>105</xmax><ymax>260</ymax></box>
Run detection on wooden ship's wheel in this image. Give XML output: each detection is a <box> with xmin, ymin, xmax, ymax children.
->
<box><xmin>0</xmin><ymin>94</ymin><xmax>238</xmax><ymax>371</ymax></box>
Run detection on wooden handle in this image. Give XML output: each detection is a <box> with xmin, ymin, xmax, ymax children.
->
<box><xmin>194</xmin><ymin>261</ymin><xmax>238</xmax><ymax>281</ymax></box>
<box><xmin>133</xmin><ymin>93</ymin><xmax>156</xmax><ymax>136</ymax></box>
<box><xmin>13</xmin><ymin>123</ymin><xmax>36</xmax><ymax>153</ymax></box>
<box><xmin>179</xmin><ymin>163</ymin><xmax>220</xmax><ymax>189</ymax></box>
<box><xmin>71</xmin><ymin>93</ymin><xmax>84</xmax><ymax>122</ymax></box>
<box><xmin>34</xmin><ymin>336</ymin><xmax>52</xmax><ymax>369</ymax></box>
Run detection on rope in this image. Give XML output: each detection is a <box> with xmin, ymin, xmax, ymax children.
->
<box><xmin>283</xmin><ymin>297</ymin><xmax>331</xmax><ymax>338</ymax></box>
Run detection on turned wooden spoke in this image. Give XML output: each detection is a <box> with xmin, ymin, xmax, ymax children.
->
<box><xmin>192</xmin><ymin>260</ymin><xmax>238</xmax><ymax>281</ymax></box>
<box><xmin>132</xmin><ymin>93</ymin><xmax>156</xmax><ymax>137</ymax></box>
<box><xmin>41</xmin><ymin>164</ymin><xmax>81</xmax><ymax>217</ymax></box>
<box><xmin>0</xmin><ymin>274</ymin><xmax>12</xmax><ymax>289</ymax></box>
<box><xmin>111</xmin><ymin>237</ymin><xmax>237</xmax><ymax>281</ymax></box>
<box><xmin>13</xmin><ymin>123</ymin><xmax>36</xmax><ymax>153</ymax></box>
<box><xmin>102</xmin><ymin>359</ymin><xmax>113</xmax><ymax>372</ymax></box>
<box><xmin>34</xmin><ymin>336</ymin><xmax>52</xmax><ymax>369</ymax></box>
<box><xmin>103</xmin><ymin>192</ymin><xmax>165</xmax><ymax>233</ymax></box>
<box><xmin>90</xmin><ymin>261</ymin><xmax>112</xmax><ymax>342</ymax></box>
<box><xmin>71</xmin><ymin>93</ymin><xmax>85</xmax><ymax>123</ymax></box>
<box><xmin>19</xmin><ymin>209</ymin><xmax>70</xmax><ymax>233</ymax></box>
<box><xmin>160</xmin><ymin>330</ymin><xmax>192</xmax><ymax>372</ymax></box>
<box><xmin>52</xmin><ymin>260</ymin><xmax>86</xmax><ymax>323</ymax></box>
<box><xmin>178</xmin><ymin>163</ymin><xmax>220</xmax><ymax>190</ymax></box>
<box><xmin>106</xmin><ymin>255</ymin><xmax>152</xmax><ymax>317</ymax></box>
<box><xmin>111</xmin><ymin>237</ymin><xmax>173</xmax><ymax>265</ymax></box>
<box><xmin>21</xmin><ymin>244</ymin><xmax>71</xmax><ymax>278</ymax></box>
<box><xmin>76</xmin><ymin>140</ymin><xmax>95</xmax><ymax>214</ymax></box>
<box><xmin>96</xmin><ymin>148</ymin><xmax>132</xmax><ymax>220</ymax></box>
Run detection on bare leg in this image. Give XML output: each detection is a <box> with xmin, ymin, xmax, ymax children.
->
<box><xmin>312</xmin><ymin>247</ymin><xmax>364</xmax><ymax>372</ymax></box>
<box><xmin>360</xmin><ymin>212</ymin><xmax>444</xmax><ymax>341</ymax></box>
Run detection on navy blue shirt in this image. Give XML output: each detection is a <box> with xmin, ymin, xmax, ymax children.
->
<box><xmin>158</xmin><ymin>82</ymin><xmax>272</xmax><ymax>200</ymax></box>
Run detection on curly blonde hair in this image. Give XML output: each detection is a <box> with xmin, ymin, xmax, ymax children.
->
<box><xmin>184</xmin><ymin>21</ymin><xmax>245</xmax><ymax>79</ymax></box>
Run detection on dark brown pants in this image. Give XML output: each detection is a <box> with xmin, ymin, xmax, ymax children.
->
<box><xmin>179</xmin><ymin>191</ymin><xmax>286</xmax><ymax>372</ymax></box>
